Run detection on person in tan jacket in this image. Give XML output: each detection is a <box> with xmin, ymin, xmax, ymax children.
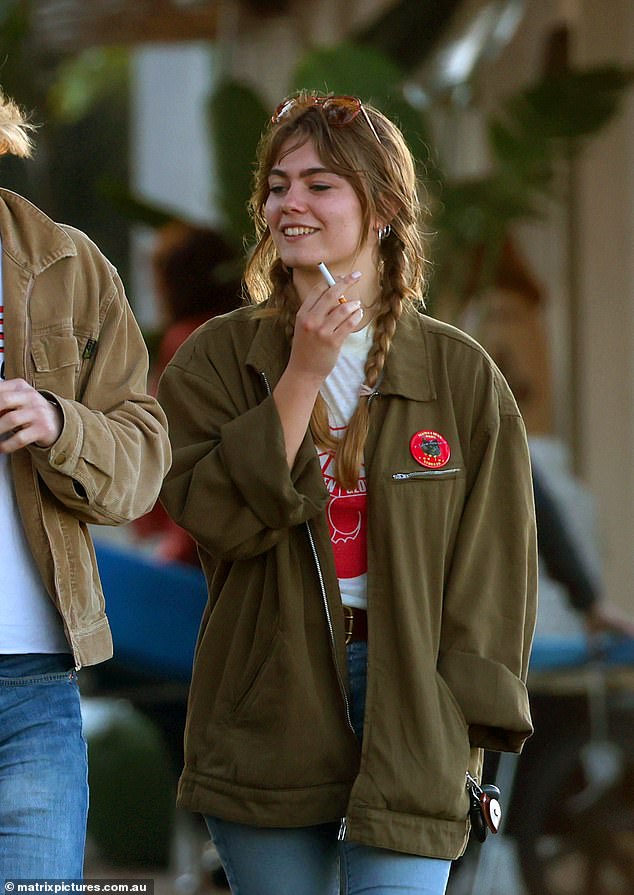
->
<box><xmin>159</xmin><ymin>92</ymin><xmax>537</xmax><ymax>895</ymax></box>
<box><xmin>0</xmin><ymin>90</ymin><xmax>170</xmax><ymax>878</ymax></box>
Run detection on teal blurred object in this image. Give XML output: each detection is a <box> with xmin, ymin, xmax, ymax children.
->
<box><xmin>95</xmin><ymin>540</ymin><xmax>207</xmax><ymax>681</ymax></box>
<box><xmin>86</xmin><ymin>543</ymin><xmax>208</xmax><ymax>867</ymax></box>
<box><xmin>95</xmin><ymin>538</ymin><xmax>634</xmax><ymax>680</ymax></box>
<box><xmin>529</xmin><ymin>634</ymin><xmax>634</xmax><ymax>672</ymax></box>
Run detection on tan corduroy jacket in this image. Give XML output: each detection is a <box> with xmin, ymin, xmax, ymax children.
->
<box><xmin>1</xmin><ymin>188</ymin><xmax>171</xmax><ymax>668</ymax></box>
<box><xmin>158</xmin><ymin>304</ymin><xmax>537</xmax><ymax>860</ymax></box>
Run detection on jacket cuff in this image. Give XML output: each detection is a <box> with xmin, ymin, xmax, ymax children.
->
<box><xmin>28</xmin><ymin>394</ymin><xmax>87</xmax><ymax>496</ymax></box>
<box><xmin>219</xmin><ymin>395</ymin><xmax>326</xmax><ymax>529</ymax></box>
<box><xmin>438</xmin><ymin>649</ymin><xmax>533</xmax><ymax>752</ymax></box>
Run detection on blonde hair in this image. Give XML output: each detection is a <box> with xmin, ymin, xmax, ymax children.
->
<box><xmin>245</xmin><ymin>92</ymin><xmax>428</xmax><ymax>489</ymax></box>
<box><xmin>0</xmin><ymin>90</ymin><xmax>34</xmax><ymax>158</ymax></box>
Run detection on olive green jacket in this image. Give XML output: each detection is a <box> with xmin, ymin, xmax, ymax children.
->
<box><xmin>1</xmin><ymin>188</ymin><xmax>171</xmax><ymax>667</ymax></box>
<box><xmin>158</xmin><ymin>304</ymin><xmax>537</xmax><ymax>860</ymax></box>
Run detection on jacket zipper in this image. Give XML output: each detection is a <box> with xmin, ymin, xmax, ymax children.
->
<box><xmin>306</xmin><ymin>520</ymin><xmax>354</xmax><ymax>845</ymax></box>
<box><xmin>261</xmin><ymin>368</ymin><xmax>353</xmax><ymax>730</ymax></box>
<box><xmin>335</xmin><ymin>386</ymin><xmax>384</xmax><ymax>840</ymax></box>
<box><xmin>305</xmin><ymin>523</ymin><xmax>354</xmax><ymax>731</ymax></box>
<box><xmin>22</xmin><ymin>276</ymin><xmax>33</xmax><ymax>383</ymax></box>
<box><xmin>336</xmin><ymin>385</ymin><xmax>384</xmax><ymax>840</ymax></box>
<box><xmin>24</xmin><ymin>275</ymin><xmax>80</xmax><ymax>669</ymax></box>
<box><xmin>260</xmin><ymin>369</ymin><xmax>354</xmax><ymax>839</ymax></box>
<box><xmin>393</xmin><ymin>468</ymin><xmax>460</xmax><ymax>480</ymax></box>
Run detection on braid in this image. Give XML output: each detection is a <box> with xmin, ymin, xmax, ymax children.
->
<box><xmin>369</xmin><ymin>241</ymin><xmax>408</xmax><ymax>382</ymax></box>
<box><xmin>333</xmin><ymin>242</ymin><xmax>405</xmax><ymax>490</ymax></box>
<box><xmin>270</xmin><ymin>264</ymin><xmax>299</xmax><ymax>341</ymax></box>
<box><xmin>310</xmin><ymin>394</ymin><xmax>339</xmax><ymax>453</ymax></box>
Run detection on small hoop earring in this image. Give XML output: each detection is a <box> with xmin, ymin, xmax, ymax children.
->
<box><xmin>377</xmin><ymin>224</ymin><xmax>391</xmax><ymax>241</ymax></box>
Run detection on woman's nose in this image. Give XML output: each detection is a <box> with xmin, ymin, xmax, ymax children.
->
<box><xmin>281</xmin><ymin>184</ymin><xmax>307</xmax><ymax>212</ymax></box>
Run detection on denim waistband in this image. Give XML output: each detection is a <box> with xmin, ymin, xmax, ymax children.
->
<box><xmin>0</xmin><ymin>653</ymin><xmax>74</xmax><ymax>678</ymax></box>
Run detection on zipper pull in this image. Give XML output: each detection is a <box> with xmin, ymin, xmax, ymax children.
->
<box><xmin>338</xmin><ymin>817</ymin><xmax>348</xmax><ymax>841</ymax></box>
<box><xmin>82</xmin><ymin>338</ymin><xmax>98</xmax><ymax>360</ymax></box>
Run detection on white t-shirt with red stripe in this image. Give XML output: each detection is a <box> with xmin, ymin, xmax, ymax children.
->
<box><xmin>318</xmin><ymin>325</ymin><xmax>372</xmax><ymax>610</ymax></box>
<box><xmin>0</xmin><ymin>239</ymin><xmax>69</xmax><ymax>653</ymax></box>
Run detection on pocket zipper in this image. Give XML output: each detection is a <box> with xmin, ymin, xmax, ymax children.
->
<box><xmin>392</xmin><ymin>468</ymin><xmax>461</xmax><ymax>480</ymax></box>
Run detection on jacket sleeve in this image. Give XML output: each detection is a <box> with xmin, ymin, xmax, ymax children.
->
<box><xmin>28</xmin><ymin>271</ymin><xmax>171</xmax><ymax>526</ymax></box>
<box><xmin>438</xmin><ymin>373</ymin><xmax>538</xmax><ymax>753</ymax></box>
<box><xmin>158</xmin><ymin>340</ymin><xmax>328</xmax><ymax>561</ymax></box>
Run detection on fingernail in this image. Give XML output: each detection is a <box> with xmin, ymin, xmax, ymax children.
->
<box><xmin>350</xmin><ymin>271</ymin><xmax>363</xmax><ymax>280</ymax></box>
<box><xmin>349</xmin><ymin>300</ymin><xmax>362</xmax><ymax>308</ymax></box>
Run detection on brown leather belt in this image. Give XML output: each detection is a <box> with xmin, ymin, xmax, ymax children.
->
<box><xmin>343</xmin><ymin>606</ymin><xmax>368</xmax><ymax>644</ymax></box>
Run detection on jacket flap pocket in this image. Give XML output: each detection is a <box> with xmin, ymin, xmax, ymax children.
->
<box><xmin>31</xmin><ymin>334</ymin><xmax>80</xmax><ymax>372</ymax></box>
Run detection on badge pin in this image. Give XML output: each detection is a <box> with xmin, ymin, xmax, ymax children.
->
<box><xmin>409</xmin><ymin>430</ymin><xmax>451</xmax><ymax>469</ymax></box>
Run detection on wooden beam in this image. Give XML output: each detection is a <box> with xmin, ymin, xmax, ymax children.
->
<box><xmin>31</xmin><ymin>0</ymin><xmax>220</xmax><ymax>52</ymax></box>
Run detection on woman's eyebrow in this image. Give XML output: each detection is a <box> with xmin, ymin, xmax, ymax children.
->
<box><xmin>269</xmin><ymin>166</ymin><xmax>333</xmax><ymax>179</ymax></box>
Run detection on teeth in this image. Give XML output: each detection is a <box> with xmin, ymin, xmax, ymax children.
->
<box><xmin>283</xmin><ymin>226</ymin><xmax>316</xmax><ymax>236</ymax></box>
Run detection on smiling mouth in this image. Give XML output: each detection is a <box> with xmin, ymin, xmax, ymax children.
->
<box><xmin>282</xmin><ymin>226</ymin><xmax>317</xmax><ymax>237</ymax></box>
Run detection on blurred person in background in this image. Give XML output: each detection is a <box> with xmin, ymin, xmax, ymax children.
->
<box><xmin>150</xmin><ymin>220</ymin><xmax>243</xmax><ymax>390</ymax></box>
<box><xmin>132</xmin><ymin>220</ymin><xmax>243</xmax><ymax>566</ymax></box>
<box><xmin>533</xmin><ymin>466</ymin><xmax>634</xmax><ymax>639</ymax></box>
<box><xmin>459</xmin><ymin>235</ymin><xmax>634</xmax><ymax>641</ymax></box>
<box><xmin>0</xmin><ymin>89</ymin><xmax>170</xmax><ymax>878</ymax></box>
<box><xmin>158</xmin><ymin>92</ymin><xmax>537</xmax><ymax>895</ymax></box>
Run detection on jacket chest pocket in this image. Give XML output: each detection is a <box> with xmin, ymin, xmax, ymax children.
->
<box><xmin>30</xmin><ymin>333</ymin><xmax>81</xmax><ymax>396</ymax></box>
<box><xmin>388</xmin><ymin>465</ymin><xmax>466</xmax><ymax>534</ymax></box>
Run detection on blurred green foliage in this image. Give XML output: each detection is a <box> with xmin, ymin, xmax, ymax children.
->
<box><xmin>0</xmin><ymin>0</ymin><xmax>131</xmax><ymax>281</ymax></box>
<box><xmin>86</xmin><ymin>701</ymin><xmax>175</xmax><ymax>867</ymax></box>
<box><xmin>206</xmin><ymin>47</ymin><xmax>633</xmax><ymax>307</ymax></box>
<box><xmin>1</xmin><ymin>0</ymin><xmax>632</xmax><ymax>309</ymax></box>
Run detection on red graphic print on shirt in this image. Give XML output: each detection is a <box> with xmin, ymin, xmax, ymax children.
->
<box><xmin>318</xmin><ymin>446</ymin><xmax>367</xmax><ymax>580</ymax></box>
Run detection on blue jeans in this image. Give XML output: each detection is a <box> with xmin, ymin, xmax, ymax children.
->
<box><xmin>206</xmin><ymin>642</ymin><xmax>451</xmax><ymax>895</ymax></box>
<box><xmin>0</xmin><ymin>654</ymin><xmax>88</xmax><ymax>880</ymax></box>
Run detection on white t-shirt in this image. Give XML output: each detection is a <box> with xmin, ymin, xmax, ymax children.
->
<box><xmin>318</xmin><ymin>325</ymin><xmax>372</xmax><ymax>610</ymax></box>
<box><xmin>0</xmin><ymin>239</ymin><xmax>69</xmax><ymax>653</ymax></box>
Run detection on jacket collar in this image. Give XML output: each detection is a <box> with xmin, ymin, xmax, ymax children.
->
<box><xmin>245</xmin><ymin>304</ymin><xmax>436</xmax><ymax>402</ymax></box>
<box><xmin>0</xmin><ymin>188</ymin><xmax>77</xmax><ymax>275</ymax></box>
<box><xmin>245</xmin><ymin>311</ymin><xmax>291</xmax><ymax>387</ymax></box>
<box><xmin>379</xmin><ymin>309</ymin><xmax>436</xmax><ymax>402</ymax></box>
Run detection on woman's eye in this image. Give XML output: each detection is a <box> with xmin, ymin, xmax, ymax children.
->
<box><xmin>310</xmin><ymin>183</ymin><xmax>331</xmax><ymax>192</ymax></box>
<box><xmin>268</xmin><ymin>184</ymin><xmax>286</xmax><ymax>195</ymax></box>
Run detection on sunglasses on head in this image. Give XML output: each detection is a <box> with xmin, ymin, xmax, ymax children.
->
<box><xmin>271</xmin><ymin>94</ymin><xmax>382</xmax><ymax>145</ymax></box>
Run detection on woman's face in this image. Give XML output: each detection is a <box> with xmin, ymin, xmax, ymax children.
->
<box><xmin>264</xmin><ymin>137</ymin><xmax>377</xmax><ymax>291</ymax></box>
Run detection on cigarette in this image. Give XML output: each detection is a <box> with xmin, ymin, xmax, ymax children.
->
<box><xmin>318</xmin><ymin>262</ymin><xmax>347</xmax><ymax>303</ymax></box>
<box><xmin>318</xmin><ymin>262</ymin><xmax>337</xmax><ymax>287</ymax></box>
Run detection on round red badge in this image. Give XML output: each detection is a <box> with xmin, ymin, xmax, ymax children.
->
<box><xmin>409</xmin><ymin>430</ymin><xmax>451</xmax><ymax>469</ymax></box>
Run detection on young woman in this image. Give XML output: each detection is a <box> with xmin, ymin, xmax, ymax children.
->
<box><xmin>158</xmin><ymin>92</ymin><xmax>537</xmax><ymax>895</ymax></box>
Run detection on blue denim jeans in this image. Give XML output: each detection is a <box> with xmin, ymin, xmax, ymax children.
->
<box><xmin>206</xmin><ymin>642</ymin><xmax>452</xmax><ymax>895</ymax></box>
<box><xmin>0</xmin><ymin>653</ymin><xmax>88</xmax><ymax>880</ymax></box>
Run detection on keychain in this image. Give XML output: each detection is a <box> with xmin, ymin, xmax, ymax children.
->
<box><xmin>466</xmin><ymin>771</ymin><xmax>502</xmax><ymax>842</ymax></box>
